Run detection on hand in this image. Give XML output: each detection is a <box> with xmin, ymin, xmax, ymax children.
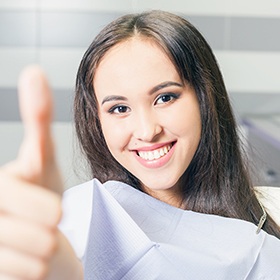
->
<box><xmin>0</xmin><ymin>66</ymin><xmax>81</xmax><ymax>279</ymax></box>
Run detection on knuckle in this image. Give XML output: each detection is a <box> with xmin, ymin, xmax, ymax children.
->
<box><xmin>40</xmin><ymin>231</ymin><xmax>58</xmax><ymax>259</ymax></box>
<box><xmin>43</xmin><ymin>194</ymin><xmax>62</xmax><ymax>227</ymax></box>
<box><xmin>52</xmin><ymin>196</ymin><xmax>63</xmax><ymax>224</ymax></box>
<box><xmin>31</xmin><ymin>260</ymin><xmax>48</xmax><ymax>280</ymax></box>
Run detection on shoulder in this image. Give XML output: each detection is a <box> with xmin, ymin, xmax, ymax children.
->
<box><xmin>62</xmin><ymin>179</ymin><xmax>95</xmax><ymax>207</ymax></box>
<box><xmin>59</xmin><ymin>179</ymin><xmax>97</xmax><ymax>259</ymax></box>
<box><xmin>59</xmin><ymin>179</ymin><xmax>130</xmax><ymax>259</ymax></box>
<box><xmin>255</xmin><ymin>186</ymin><xmax>280</xmax><ymax>226</ymax></box>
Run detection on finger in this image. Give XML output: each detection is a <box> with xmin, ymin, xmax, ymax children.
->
<box><xmin>7</xmin><ymin>65</ymin><xmax>63</xmax><ymax>193</ymax></box>
<box><xmin>0</xmin><ymin>214</ymin><xmax>58</xmax><ymax>259</ymax></box>
<box><xmin>0</xmin><ymin>171</ymin><xmax>61</xmax><ymax>227</ymax></box>
<box><xmin>17</xmin><ymin>65</ymin><xmax>53</xmax><ymax>176</ymax></box>
<box><xmin>18</xmin><ymin>65</ymin><xmax>53</xmax><ymax>129</ymax></box>
<box><xmin>0</xmin><ymin>247</ymin><xmax>48</xmax><ymax>280</ymax></box>
<box><xmin>0</xmin><ymin>274</ymin><xmax>23</xmax><ymax>280</ymax></box>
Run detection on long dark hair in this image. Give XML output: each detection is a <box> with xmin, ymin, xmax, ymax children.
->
<box><xmin>74</xmin><ymin>10</ymin><xmax>280</xmax><ymax>237</ymax></box>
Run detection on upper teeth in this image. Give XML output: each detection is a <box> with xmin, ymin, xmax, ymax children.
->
<box><xmin>138</xmin><ymin>144</ymin><xmax>172</xmax><ymax>161</ymax></box>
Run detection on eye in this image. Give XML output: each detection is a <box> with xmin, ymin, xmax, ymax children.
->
<box><xmin>155</xmin><ymin>93</ymin><xmax>180</xmax><ymax>105</ymax></box>
<box><xmin>108</xmin><ymin>105</ymin><xmax>130</xmax><ymax>114</ymax></box>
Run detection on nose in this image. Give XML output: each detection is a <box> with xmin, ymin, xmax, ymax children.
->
<box><xmin>132</xmin><ymin>111</ymin><xmax>163</xmax><ymax>142</ymax></box>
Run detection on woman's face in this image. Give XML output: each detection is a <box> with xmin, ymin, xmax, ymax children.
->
<box><xmin>94</xmin><ymin>38</ymin><xmax>201</xmax><ymax>206</ymax></box>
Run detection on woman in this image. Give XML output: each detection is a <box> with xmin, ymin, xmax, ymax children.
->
<box><xmin>69</xmin><ymin>10</ymin><xmax>280</xmax><ymax>278</ymax></box>
<box><xmin>0</xmin><ymin>10</ymin><xmax>279</xmax><ymax>280</ymax></box>
<box><xmin>74</xmin><ymin>10</ymin><xmax>280</xmax><ymax>234</ymax></box>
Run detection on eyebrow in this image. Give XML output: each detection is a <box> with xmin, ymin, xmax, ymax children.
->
<box><xmin>149</xmin><ymin>81</ymin><xmax>183</xmax><ymax>94</ymax></box>
<box><xmin>101</xmin><ymin>81</ymin><xmax>183</xmax><ymax>105</ymax></box>
<box><xmin>101</xmin><ymin>95</ymin><xmax>127</xmax><ymax>105</ymax></box>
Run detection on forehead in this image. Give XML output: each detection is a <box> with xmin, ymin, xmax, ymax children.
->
<box><xmin>97</xmin><ymin>37</ymin><xmax>174</xmax><ymax>71</ymax></box>
<box><xmin>93</xmin><ymin>38</ymin><xmax>181</xmax><ymax>95</ymax></box>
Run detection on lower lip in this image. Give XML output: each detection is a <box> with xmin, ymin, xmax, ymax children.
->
<box><xmin>134</xmin><ymin>142</ymin><xmax>176</xmax><ymax>169</ymax></box>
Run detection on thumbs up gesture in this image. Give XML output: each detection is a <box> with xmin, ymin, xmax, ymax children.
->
<box><xmin>0</xmin><ymin>66</ymin><xmax>82</xmax><ymax>279</ymax></box>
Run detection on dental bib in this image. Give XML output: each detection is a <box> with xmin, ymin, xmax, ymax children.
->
<box><xmin>61</xmin><ymin>179</ymin><xmax>280</xmax><ymax>279</ymax></box>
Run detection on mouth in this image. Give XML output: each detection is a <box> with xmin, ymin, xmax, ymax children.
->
<box><xmin>136</xmin><ymin>142</ymin><xmax>175</xmax><ymax>161</ymax></box>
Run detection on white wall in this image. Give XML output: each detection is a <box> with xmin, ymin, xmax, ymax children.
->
<box><xmin>1</xmin><ymin>0</ymin><xmax>280</xmax><ymax>188</ymax></box>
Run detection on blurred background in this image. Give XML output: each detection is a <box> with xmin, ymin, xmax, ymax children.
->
<box><xmin>0</xmin><ymin>0</ymin><xmax>279</xmax><ymax>188</ymax></box>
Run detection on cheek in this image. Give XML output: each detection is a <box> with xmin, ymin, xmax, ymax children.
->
<box><xmin>168</xmin><ymin>107</ymin><xmax>201</xmax><ymax>137</ymax></box>
<box><xmin>100</xmin><ymin>118</ymin><xmax>130</xmax><ymax>155</ymax></box>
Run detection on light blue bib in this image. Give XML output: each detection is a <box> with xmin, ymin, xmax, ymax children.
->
<box><xmin>82</xmin><ymin>179</ymin><xmax>280</xmax><ymax>279</ymax></box>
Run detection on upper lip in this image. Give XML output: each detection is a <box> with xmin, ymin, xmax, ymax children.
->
<box><xmin>132</xmin><ymin>141</ymin><xmax>175</xmax><ymax>152</ymax></box>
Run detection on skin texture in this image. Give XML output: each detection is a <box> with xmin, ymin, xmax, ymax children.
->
<box><xmin>95</xmin><ymin>38</ymin><xmax>201</xmax><ymax>207</ymax></box>
<box><xmin>0</xmin><ymin>66</ymin><xmax>83</xmax><ymax>280</ymax></box>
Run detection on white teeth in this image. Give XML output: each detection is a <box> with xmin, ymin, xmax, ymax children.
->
<box><xmin>154</xmin><ymin>150</ymin><xmax>160</xmax><ymax>159</ymax></box>
<box><xmin>138</xmin><ymin>144</ymin><xmax>172</xmax><ymax>161</ymax></box>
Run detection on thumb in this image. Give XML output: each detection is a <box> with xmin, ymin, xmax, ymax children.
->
<box><xmin>5</xmin><ymin>65</ymin><xmax>63</xmax><ymax>194</ymax></box>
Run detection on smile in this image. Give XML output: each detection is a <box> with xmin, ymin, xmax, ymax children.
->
<box><xmin>137</xmin><ymin>143</ymin><xmax>173</xmax><ymax>161</ymax></box>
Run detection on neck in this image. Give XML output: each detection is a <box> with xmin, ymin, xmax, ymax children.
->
<box><xmin>142</xmin><ymin>186</ymin><xmax>186</xmax><ymax>209</ymax></box>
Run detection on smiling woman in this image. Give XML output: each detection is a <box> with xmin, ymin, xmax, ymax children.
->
<box><xmin>70</xmin><ymin>10</ymin><xmax>280</xmax><ymax>278</ymax></box>
<box><xmin>94</xmin><ymin>38</ymin><xmax>201</xmax><ymax>206</ymax></box>
<box><xmin>1</xmin><ymin>9</ymin><xmax>280</xmax><ymax>280</ymax></box>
